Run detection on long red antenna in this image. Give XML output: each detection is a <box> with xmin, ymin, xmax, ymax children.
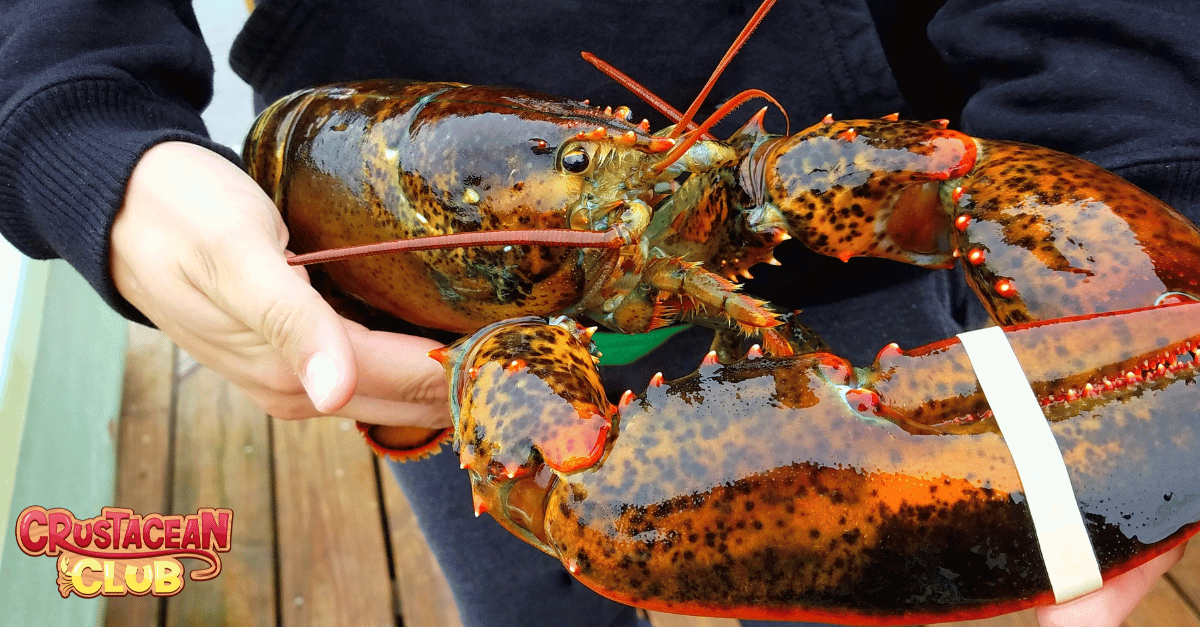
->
<box><xmin>669</xmin><ymin>0</ymin><xmax>778</xmax><ymax>139</ymax></box>
<box><xmin>287</xmin><ymin>228</ymin><xmax>627</xmax><ymax>266</ymax></box>
<box><xmin>652</xmin><ymin>89</ymin><xmax>788</xmax><ymax>175</ymax></box>
<box><xmin>579</xmin><ymin>52</ymin><xmax>703</xmax><ymax>134</ymax></box>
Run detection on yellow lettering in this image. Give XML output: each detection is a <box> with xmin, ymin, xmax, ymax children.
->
<box><xmin>71</xmin><ymin>558</ymin><xmax>103</xmax><ymax>596</ymax></box>
<box><xmin>124</xmin><ymin>563</ymin><xmax>153</xmax><ymax>594</ymax></box>
<box><xmin>153</xmin><ymin>560</ymin><xmax>182</xmax><ymax>595</ymax></box>
<box><xmin>102</xmin><ymin>560</ymin><xmax>125</xmax><ymax>594</ymax></box>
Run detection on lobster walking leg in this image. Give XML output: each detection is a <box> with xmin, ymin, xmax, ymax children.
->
<box><xmin>435</xmin><ymin>303</ymin><xmax>1200</xmax><ymax>625</ymax></box>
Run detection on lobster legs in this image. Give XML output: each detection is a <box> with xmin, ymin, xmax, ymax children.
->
<box><xmin>435</xmin><ymin>303</ymin><xmax>1200</xmax><ymax>624</ymax></box>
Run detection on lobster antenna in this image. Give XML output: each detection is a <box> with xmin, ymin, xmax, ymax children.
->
<box><xmin>652</xmin><ymin>88</ymin><xmax>789</xmax><ymax>175</ymax></box>
<box><xmin>579</xmin><ymin>52</ymin><xmax>708</xmax><ymax>136</ymax></box>
<box><xmin>669</xmin><ymin>0</ymin><xmax>779</xmax><ymax>139</ymax></box>
<box><xmin>286</xmin><ymin>228</ymin><xmax>627</xmax><ymax>266</ymax></box>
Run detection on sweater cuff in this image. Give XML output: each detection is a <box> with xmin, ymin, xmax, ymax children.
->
<box><xmin>0</xmin><ymin>78</ymin><xmax>242</xmax><ymax>324</ymax></box>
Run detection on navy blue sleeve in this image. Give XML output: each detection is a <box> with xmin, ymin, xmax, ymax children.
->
<box><xmin>928</xmin><ymin>0</ymin><xmax>1200</xmax><ymax>219</ymax></box>
<box><xmin>0</xmin><ymin>0</ymin><xmax>240</xmax><ymax>321</ymax></box>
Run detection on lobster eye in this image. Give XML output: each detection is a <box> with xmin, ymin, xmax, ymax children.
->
<box><xmin>560</xmin><ymin>148</ymin><xmax>591</xmax><ymax>174</ymax></box>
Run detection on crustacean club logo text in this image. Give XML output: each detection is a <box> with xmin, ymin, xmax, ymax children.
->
<box><xmin>14</xmin><ymin>506</ymin><xmax>233</xmax><ymax>598</ymax></box>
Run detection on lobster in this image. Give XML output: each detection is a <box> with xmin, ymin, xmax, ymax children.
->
<box><xmin>240</xmin><ymin>4</ymin><xmax>1200</xmax><ymax>624</ymax></box>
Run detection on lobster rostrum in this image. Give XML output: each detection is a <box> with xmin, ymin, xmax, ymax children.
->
<box><xmin>241</xmin><ymin>1</ymin><xmax>1200</xmax><ymax>623</ymax></box>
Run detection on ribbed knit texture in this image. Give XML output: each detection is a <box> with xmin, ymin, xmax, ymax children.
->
<box><xmin>0</xmin><ymin>0</ymin><xmax>243</xmax><ymax>323</ymax></box>
<box><xmin>0</xmin><ymin>78</ymin><xmax>240</xmax><ymax>322</ymax></box>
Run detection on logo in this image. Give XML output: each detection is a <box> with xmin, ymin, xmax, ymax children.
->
<box><xmin>14</xmin><ymin>506</ymin><xmax>232</xmax><ymax>598</ymax></box>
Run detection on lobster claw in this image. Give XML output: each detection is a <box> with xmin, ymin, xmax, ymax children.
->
<box><xmin>434</xmin><ymin>317</ymin><xmax>615</xmax><ymax>478</ymax></box>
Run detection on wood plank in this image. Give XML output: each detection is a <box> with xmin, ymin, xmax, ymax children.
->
<box><xmin>105</xmin><ymin>324</ymin><xmax>175</xmax><ymax>627</ymax></box>
<box><xmin>377</xmin><ymin>457</ymin><xmax>464</xmax><ymax>627</ymax></box>
<box><xmin>0</xmin><ymin>262</ymin><xmax>125</xmax><ymax>627</ymax></box>
<box><xmin>1125</xmin><ymin>569</ymin><xmax>1200</xmax><ymax>627</ymax></box>
<box><xmin>274</xmin><ymin>417</ymin><xmax>394</xmax><ymax>627</ymax></box>
<box><xmin>647</xmin><ymin>611</ymin><xmax>740</xmax><ymax>627</ymax></box>
<box><xmin>1166</xmin><ymin>540</ymin><xmax>1200</xmax><ymax>615</ymax></box>
<box><xmin>0</xmin><ymin>249</ymin><xmax>46</xmax><ymax>558</ymax></box>
<box><xmin>165</xmin><ymin>357</ymin><xmax>276</xmax><ymax>627</ymax></box>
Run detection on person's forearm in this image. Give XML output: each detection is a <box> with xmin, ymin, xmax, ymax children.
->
<box><xmin>0</xmin><ymin>0</ymin><xmax>238</xmax><ymax>320</ymax></box>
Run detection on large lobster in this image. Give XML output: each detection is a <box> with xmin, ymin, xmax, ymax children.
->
<box><xmin>240</xmin><ymin>5</ymin><xmax>1200</xmax><ymax>624</ymax></box>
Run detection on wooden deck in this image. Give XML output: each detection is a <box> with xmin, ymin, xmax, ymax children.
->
<box><xmin>105</xmin><ymin>323</ymin><xmax>1200</xmax><ymax>627</ymax></box>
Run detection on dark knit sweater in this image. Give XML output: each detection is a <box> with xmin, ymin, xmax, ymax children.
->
<box><xmin>2</xmin><ymin>0</ymin><xmax>1199</xmax><ymax>360</ymax></box>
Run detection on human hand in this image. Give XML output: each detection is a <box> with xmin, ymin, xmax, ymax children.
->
<box><xmin>111</xmin><ymin>141</ymin><xmax>450</xmax><ymax>428</ymax></box>
<box><xmin>1036</xmin><ymin>542</ymin><xmax>1186</xmax><ymax>627</ymax></box>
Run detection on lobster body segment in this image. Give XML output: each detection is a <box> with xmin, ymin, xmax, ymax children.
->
<box><xmin>440</xmin><ymin>306</ymin><xmax>1200</xmax><ymax>624</ymax></box>
<box><xmin>245</xmin><ymin>81</ymin><xmax>668</xmax><ymax>332</ymax></box>
<box><xmin>246</xmin><ymin>80</ymin><xmax>785</xmax><ymax>339</ymax></box>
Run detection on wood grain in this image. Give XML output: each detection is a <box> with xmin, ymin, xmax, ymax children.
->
<box><xmin>377</xmin><ymin>457</ymin><xmax>464</xmax><ymax>627</ymax></box>
<box><xmin>105</xmin><ymin>325</ymin><xmax>174</xmax><ymax>627</ymax></box>
<box><xmin>165</xmin><ymin>355</ymin><xmax>276</xmax><ymax>627</ymax></box>
<box><xmin>273</xmin><ymin>417</ymin><xmax>394</xmax><ymax>627</ymax></box>
<box><xmin>1125</xmin><ymin>572</ymin><xmax>1200</xmax><ymax>627</ymax></box>
<box><xmin>647</xmin><ymin>611</ymin><xmax>740</xmax><ymax>627</ymax></box>
<box><xmin>1166</xmin><ymin>540</ymin><xmax>1200</xmax><ymax>616</ymax></box>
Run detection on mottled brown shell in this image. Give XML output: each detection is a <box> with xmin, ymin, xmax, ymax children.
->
<box><xmin>245</xmin><ymin>81</ymin><xmax>662</xmax><ymax>332</ymax></box>
<box><xmin>954</xmin><ymin>139</ymin><xmax>1200</xmax><ymax>323</ymax></box>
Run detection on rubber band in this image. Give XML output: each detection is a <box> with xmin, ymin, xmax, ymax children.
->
<box><xmin>956</xmin><ymin>326</ymin><xmax>1103</xmax><ymax>603</ymax></box>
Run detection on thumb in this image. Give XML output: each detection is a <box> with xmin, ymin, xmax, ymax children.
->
<box><xmin>223</xmin><ymin>247</ymin><xmax>359</xmax><ymax>414</ymax></box>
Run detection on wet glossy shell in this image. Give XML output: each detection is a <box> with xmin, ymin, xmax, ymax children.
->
<box><xmin>245</xmin><ymin>81</ymin><xmax>650</xmax><ymax>332</ymax></box>
<box><xmin>955</xmin><ymin>139</ymin><xmax>1200</xmax><ymax>323</ymax></box>
<box><xmin>449</xmin><ymin>307</ymin><xmax>1200</xmax><ymax>624</ymax></box>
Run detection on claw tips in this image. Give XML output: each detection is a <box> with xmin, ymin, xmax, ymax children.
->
<box><xmin>428</xmin><ymin>346</ymin><xmax>450</xmax><ymax>364</ymax></box>
<box><xmin>618</xmin><ymin>389</ymin><xmax>637</xmax><ymax>409</ymax></box>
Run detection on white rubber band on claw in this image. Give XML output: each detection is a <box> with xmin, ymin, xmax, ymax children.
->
<box><xmin>956</xmin><ymin>326</ymin><xmax>1103</xmax><ymax>603</ymax></box>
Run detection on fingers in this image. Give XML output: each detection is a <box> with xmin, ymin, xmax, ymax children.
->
<box><xmin>344</xmin><ymin>322</ymin><xmax>448</xmax><ymax>404</ymax></box>
<box><xmin>1036</xmin><ymin>543</ymin><xmax>1186</xmax><ymax>627</ymax></box>
<box><xmin>111</xmin><ymin>141</ymin><xmax>451</xmax><ymax>428</ymax></box>
<box><xmin>223</xmin><ymin>253</ymin><xmax>358</xmax><ymax>412</ymax></box>
<box><xmin>160</xmin><ymin>311</ymin><xmax>451</xmax><ymax>425</ymax></box>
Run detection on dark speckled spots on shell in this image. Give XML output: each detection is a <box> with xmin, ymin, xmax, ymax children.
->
<box><xmin>255</xmin><ymin>86</ymin><xmax>1200</xmax><ymax>620</ymax></box>
<box><xmin>955</xmin><ymin>139</ymin><xmax>1200</xmax><ymax>324</ymax></box>
<box><xmin>255</xmin><ymin>80</ymin><xmax>665</xmax><ymax>334</ymax></box>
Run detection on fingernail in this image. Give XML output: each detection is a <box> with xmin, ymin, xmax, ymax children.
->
<box><xmin>303</xmin><ymin>352</ymin><xmax>339</xmax><ymax>411</ymax></box>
